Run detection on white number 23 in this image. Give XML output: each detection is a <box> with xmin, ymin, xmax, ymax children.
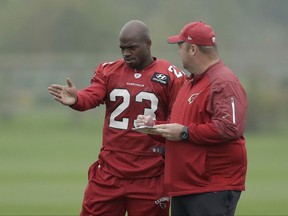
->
<box><xmin>109</xmin><ymin>89</ymin><xmax>158</xmax><ymax>129</ymax></box>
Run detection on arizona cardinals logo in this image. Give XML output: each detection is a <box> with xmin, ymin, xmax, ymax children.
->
<box><xmin>188</xmin><ymin>93</ymin><xmax>199</xmax><ymax>104</ymax></box>
<box><xmin>134</xmin><ymin>73</ymin><xmax>142</xmax><ymax>79</ymax></box>
<box><xmin>155</xmin><ymin>196</ymin><xmax>170</xmax><ymax>209</ymax></box>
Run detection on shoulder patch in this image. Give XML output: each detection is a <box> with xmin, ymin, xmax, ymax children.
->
<box><xmin>151</xmin><ymin>72</ymin><xmax>170</xmax><ymax>86</ymax></box>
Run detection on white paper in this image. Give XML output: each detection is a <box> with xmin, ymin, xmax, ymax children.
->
<box><xmin>132</xmin><ymin>126</ymin><xmax>159</xmax><ymax>134</ymax></box>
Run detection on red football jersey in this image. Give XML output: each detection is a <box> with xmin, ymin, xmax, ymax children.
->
<box><xmin>72</xmin><ymin>58</ymin><xmax>186</xmax><ymax>178</ymax></box>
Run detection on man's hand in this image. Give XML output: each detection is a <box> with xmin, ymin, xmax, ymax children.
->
<box><xmin>154</xmin><ymin>123</ymin><xmax>185</xmax><ymax>141</ymax></box>
<box><xmin>48</xmin><ymin>78</ymin><xmax>77</xmax><ymax>106</ymax></box>
<box><xmin>135</xmin><ymin>115</ymin><xmax>155</xmax><ymax>127</ymax></box>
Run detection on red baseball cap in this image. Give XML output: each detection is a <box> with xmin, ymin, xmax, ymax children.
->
<box><xmin>167</xmin><ymin>21</ymin><xmax>216</xmax><ymax>46</ymax></box>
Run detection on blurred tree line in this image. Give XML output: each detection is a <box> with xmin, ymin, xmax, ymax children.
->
<box><xmin>0</xmin><ymin>0</ymin><xmax>288</xmax><ymax>133</ymax></box>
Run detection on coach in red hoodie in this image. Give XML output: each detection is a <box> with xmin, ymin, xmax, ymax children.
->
<box><xmin>136</xmin><ymin>21</ymin><xmax>248</xmax><ymax>216</ymax></box>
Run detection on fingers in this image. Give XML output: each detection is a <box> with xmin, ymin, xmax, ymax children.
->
<box><xmin>154</xmin><ymin>124</ymin><xmax>168</xmax><ymax>129</ymax></box>
<box><xmin>47</xmin><ymin>83</ymin><xmax>65</xmax><ymax>103</ymax></box>
<box><xmin>155</xmin><ymin>128</ymin><xmax>177</xmax><ymax>141</ymax></box>
<box><xmin>53</xmin><ymin>96</ymin><xmax>63</xmax><ymax>103</ymax></box>
<box><xmin>136</xmin><ymin>115</ymin><xmax>146</xmax><ymax>120</ymax></box>
<box><xmin>135</xmin><ymin>115</ymin><xmax>145</xmax><ymax>126</ymax></box>
<box><xmin>135</xmin><ymin>115</ymin><xmax>154</xmax><ymax>127</ymax></box>
<box><xmin>48</xmin><ymin>84</ymin><xmax>63</xmax><ymax>91</ymax></box>
<box><xmin>48</xmin><ymin>85</ymin><xmax>63</xmax><ymax>96</ymax></box>
<box><xmin>48</xmin><ymin>88</ymin><xmax>59</xmax><ymax>97</ymax></box>
<box><xmin>153</xmin><ymin>124</ymin><xmax>168</xmax><ymax>135</ymax></box>
<box><xmin>48</xmin><ymin>77</ymin><xmax>74</xmax><ymax>93</ymax></box>
<box><xmin>48</xmin><ymin>89</ymin><xmax>63</xmax><ymax>102</ymax></box>
<box><xmin>154</xmin><ymin>128</ymin><xmax>166</xmax><ymax>134</ymax></box>
<box><xmin>135</xmin><ymin>121</ymin><xmax>145</xmax><ymax>127</ymax></box>
<box><xmin>66</xmin><ymin>78</ymin><xmax>74</xmax><ymax>88</ymax></box>
<box><xmin>48</xmin><ymin>79</ymin><xmax>77</xmax><ymax>106</ymax></box>
<box><xmin>153</xmin><ymin>124</ymin><xmax>179</xmax><ymax>141</ymax></box>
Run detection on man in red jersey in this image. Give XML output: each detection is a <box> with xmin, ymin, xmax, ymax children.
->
<box><xmin>48</xmin><ymin>20</ymin><xmax>185</xmax><ymax>216</ymax></box>
<box><xmin>136</xmin><ymin>21</ymin><xmax>248</xmax><ymax>216</ymax></box>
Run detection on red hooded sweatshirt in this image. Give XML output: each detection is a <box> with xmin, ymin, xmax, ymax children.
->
<box><xmin>164</xmin><ymin>60</ymin><xmax>248</xmax><ymax>197</ymax></box>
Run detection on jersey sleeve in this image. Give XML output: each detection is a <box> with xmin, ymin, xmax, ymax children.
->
<box><xmin>168</xmin><ymin>65</ymin><xmax>187</xmax><ymax>113</ymax></box>
<box><xmin>154</xmin><ymin>63</ymin><xmax>186</xmax><ymax>125</ymax></box>
<box><xmin>70</xmin><ymin>63</ymin><xmax>107</xmax><ymax>111</ymax></box>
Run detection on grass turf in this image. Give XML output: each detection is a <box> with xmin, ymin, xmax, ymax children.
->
<box><xmin>0</xmin><ymin>112</ymin><xmax>288</xmax><ymax>215</ymax></box>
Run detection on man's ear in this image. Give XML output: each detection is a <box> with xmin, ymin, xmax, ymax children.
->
<box><xmin>146</xmin><ymin>39</ymin><xmax>152</xmax><ymax>48</ymax></box>
<box><xmin>190</xmin><ymin>44</ymin><xmax>198</xmax><ymax>55</ymax></box>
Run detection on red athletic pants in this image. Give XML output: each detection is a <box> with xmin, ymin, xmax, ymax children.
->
<box><xmin>80</xmin><ymin>161</ymin><xmax>170</xmax><ymax>216</ymax></box>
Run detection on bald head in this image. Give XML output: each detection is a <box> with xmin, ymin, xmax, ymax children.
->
<box><xmin>119</xmin><ymin>20</ymin><xmax>150</xmax><ymax>42</ymax></box>
<box><xmin>118</xmin><ymin>20</ymin><xmax>153</xmax><ymax>70</ymax></box>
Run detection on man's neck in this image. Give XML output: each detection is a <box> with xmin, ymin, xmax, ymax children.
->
<box><xmin>197</xmin><ymin>57</ymin><xmax>219</xmax><ymax>75</ymax></box>
<box><xmin>135</xmin><ymin>56</ymin><xmax>155</xmax><ymax>71</ymax></box>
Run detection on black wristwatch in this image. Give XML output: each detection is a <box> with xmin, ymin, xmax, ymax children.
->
<box><xmin>180</xmin><ymin>126</ymin><xmax>189</xmax><ymax>140</ymax></box>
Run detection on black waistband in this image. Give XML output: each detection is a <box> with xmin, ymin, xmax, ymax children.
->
<box><xmin>151</xmin><ymin>147</ymin><xmax>165</xmax><ymax>155</ymax></box>
<box><xmin>102</xmin><ymin>146</ymin><xmax>165</xmax><ymax>156</ymax></box>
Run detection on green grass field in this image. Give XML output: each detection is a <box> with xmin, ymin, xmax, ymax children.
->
<box><xmin>1</xmin><ymin>110</ymin><xmax>288</xmax><ymax>215</ymax></box>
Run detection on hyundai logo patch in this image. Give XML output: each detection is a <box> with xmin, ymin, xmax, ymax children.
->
<box><xmin>151</xmin><ymin>72</ymin><xmax>170</xmax><ymax>86</ymax></box>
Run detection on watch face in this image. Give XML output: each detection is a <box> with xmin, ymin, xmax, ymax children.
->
<box><xmin>181</xmin><ymin>132</ymin><xmax>188</xmax><ymax>139</ymax></box>
<box><xmin>180</xmin><ymin>127</ymin><xmax>189</xmax><ymax>140</ymax></box>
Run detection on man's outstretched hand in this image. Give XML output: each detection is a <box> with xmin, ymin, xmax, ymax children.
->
<box><xmin>48</xmin><ymin>78</ymin><xmax>77</xmax><ymax>106</ymax></box>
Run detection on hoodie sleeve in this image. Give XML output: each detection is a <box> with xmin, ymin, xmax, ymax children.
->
<box><xmin>189</xmin><ymin>81</ymin><xmax>247</xmax><ymax>145</ymax></box>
